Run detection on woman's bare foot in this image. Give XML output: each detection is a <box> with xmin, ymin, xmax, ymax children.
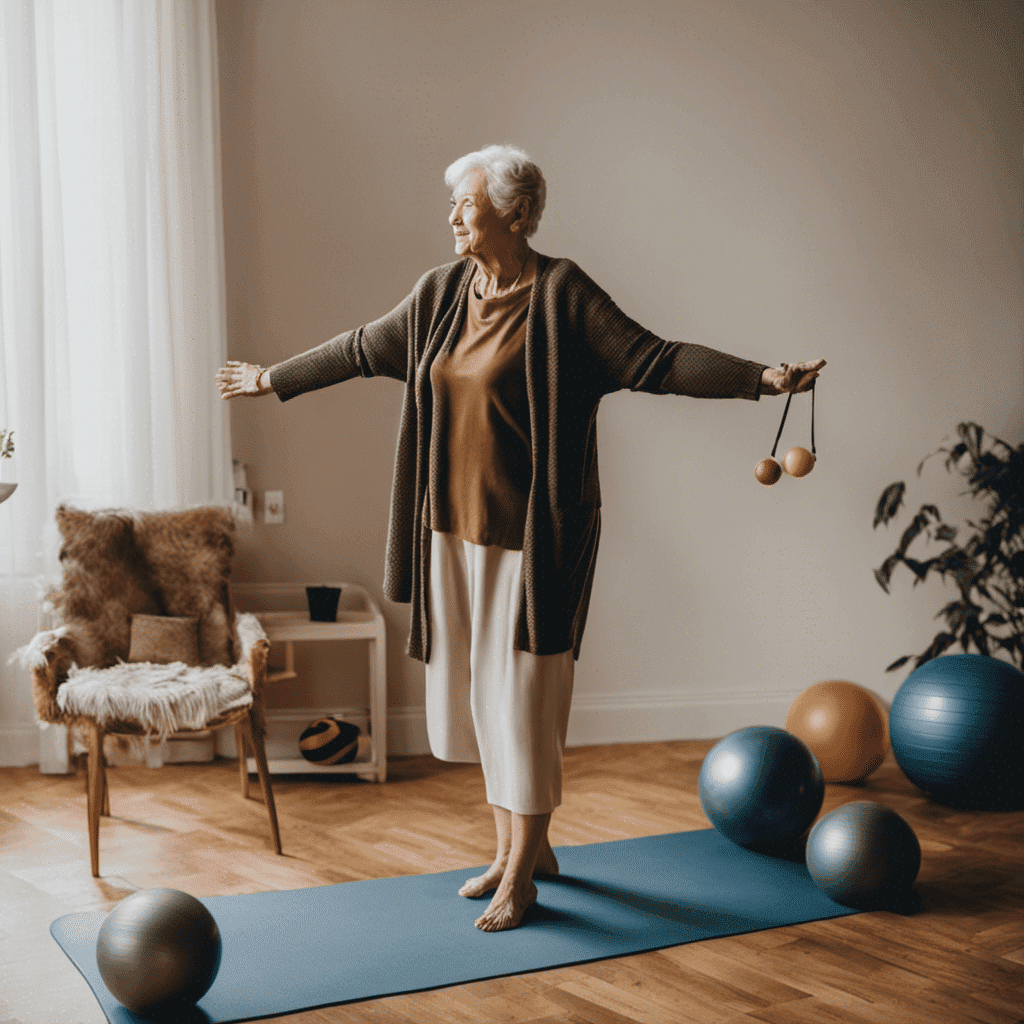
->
<box><xmin>459</xmin><ymin>837</ymin><xmax>559</xmax><ymax>897</ymax></box>
<box><xmin>475</xmin><ymin>879</ymin><xmax>538</xmax><ymax>932</ymax></box>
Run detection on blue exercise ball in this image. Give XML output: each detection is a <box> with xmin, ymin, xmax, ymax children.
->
<box><xmin>806</xmin><ymin>801</ymin><xmax>921</xmax><ymax>909</ymax></box>
<box><xmin>96</xmin><ymin>888</ymin><xmax>221</xmax><ymax>1013</ymax></box>
<box><xmin>699</xmin><ymin>726</ymin><xmax>824</xmax><ymax>851</ymax></box>
<box><xmin>889</xmin><ymin>654</ymin><xmax>1024</xmax><ymax>810</ymax></box>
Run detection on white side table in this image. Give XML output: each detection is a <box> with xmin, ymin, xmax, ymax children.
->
<box><xmin>233</xmin><ymin>583</ymin><xmax>387</xmax><ymax>783</ymax></box>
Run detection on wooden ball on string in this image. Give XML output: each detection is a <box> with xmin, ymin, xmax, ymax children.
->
<box><xmin>755</xmin><ymin>458</ymin><xmax>782</xmax><ymax>486</ymax></box>
<box><xmin>783</xmin><ymin>446</ymin><xmax>816</xmax><ymax>478</ymax></box>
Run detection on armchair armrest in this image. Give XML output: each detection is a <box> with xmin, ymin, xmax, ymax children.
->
<box><xmin>9</xmin><ymin>625</ymin><xmax>94</xmax><ymax>725</ymax></box>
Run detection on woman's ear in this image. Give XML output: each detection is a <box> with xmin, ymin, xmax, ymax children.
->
<box><xmin>510</xmin><ymin>199</ymin><xmax>530</xmax><ymax>234</ymax></box>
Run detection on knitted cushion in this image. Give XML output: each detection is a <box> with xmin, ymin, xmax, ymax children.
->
<box><xmin>128</xmin><ymin>615</ymin><xmax>200</xmax><ymax>666</ymax></box>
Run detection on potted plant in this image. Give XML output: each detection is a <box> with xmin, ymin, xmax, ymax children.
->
<box><xmin>872</xmin><ymin>422</ymin><xmax>1024</xmax><ymax>672</ymax></box>
<box><xmin>0</xmin><ymin>429</ymin><xmax>15</xmax><ymax>504</ymax></box>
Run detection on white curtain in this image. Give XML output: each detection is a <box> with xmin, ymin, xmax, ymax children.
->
<box><xmin>0</xmin><ymin>0</ymin><xmax>233</xmax><ymax>763</ymax></box>
<box><xmin>0</xmin><ymin>0</ymin><xmax>233</xmax><ymax>574</ymax></box>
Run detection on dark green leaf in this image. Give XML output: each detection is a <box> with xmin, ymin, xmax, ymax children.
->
<box><xmin>985</xmin><ymin>522</ymin><xmax>1007</xmax><ymax>552</ymax></box>
<box><xmin>967</xmin><ymin>622</ymin><xmax>991</xmax><ymax>656</ymax></box>
<box><xmin>885</xmin><ymin>655</ymin><xmax>912</xmax><ymax>672</ymax></box>
<box><xmin>902</xmin><ymin>557</ymin><xmax>930</xmax><ymax>582</ymax></box>
<box><xmin>873</xmin><ymin>553</ymin><xmax>902</xmax><ymax>592</ymax></box>
<box><xmin>874</xmin><ymin>482</ymin><xmax>905</xmax><ymax>529</ymax></box>
<box><xmin>959</xmin><ymin>422</ymin><xmax>984</xmax><ymax>462</ymax></box>
<box><xmin>897</xmin><ymin>507</ymin><xmax>940</xmax><ymax>556</ymax></box>
<box><xmin>935</xmin><ymin>601</ymin><xmax>977</xmax><ymax>632</ymax></box>
<box><xmin>915</xmin><ymin>633</ymin><xmax>957</xmax><ymax>667</ymax></box>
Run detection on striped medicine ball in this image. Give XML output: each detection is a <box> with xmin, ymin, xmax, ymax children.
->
<box><xmin>298</xmin><ymin>718</ymin><xmax>360</xmax><ymax>765</ymax></box>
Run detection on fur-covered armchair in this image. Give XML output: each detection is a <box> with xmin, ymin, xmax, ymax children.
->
<box><xmin>15</xmin><ymin>504</ymin><xmax>282</xmax><ymax>876</ymax></box>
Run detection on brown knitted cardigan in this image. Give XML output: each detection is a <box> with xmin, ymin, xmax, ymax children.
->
<box><xmin>271</xmin><ymin>254</ymin><xmax>767</xmax><ymax>662</ymax></box>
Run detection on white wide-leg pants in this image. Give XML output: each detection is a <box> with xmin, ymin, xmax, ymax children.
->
<box><xmin>425</xmin><ymin>530</ymin><xmax>575</xmax><ymax>815</ymax></box>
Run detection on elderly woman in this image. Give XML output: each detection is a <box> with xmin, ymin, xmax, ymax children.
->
<box><xmin>217</xmin><ymin>144</ymin><xmax>825</xmax><ymax>932</ymax></box>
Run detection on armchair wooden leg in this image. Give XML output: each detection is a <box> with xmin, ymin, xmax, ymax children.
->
<box><xmin>86</xmin><ymin>722</ymin><xmax>105</xmax><ymax>878</ymax></box>
<box><xmin>242</xmin><ymin>710</ymin><xmax>282</xmax><ymax>855</ymax></box>
<box><xmin>236</xmin><ymin>723</ymin><xmax>249</xmax><ymax>799</ymax></box>
<box><xmin>101</xmin><ymin>747</ymin><xmax>110</xmax><ymax>816</ymax></box>
<box><xmin>81</xmin><ymin>730</ymin><xmax>110</xmax><ymax>816</ymax></box>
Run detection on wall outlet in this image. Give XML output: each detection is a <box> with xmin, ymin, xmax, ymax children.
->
<box><xmin>264</xmin><ymin>489</ymin><xmax>285</xmax><ymax>524</ymax></box>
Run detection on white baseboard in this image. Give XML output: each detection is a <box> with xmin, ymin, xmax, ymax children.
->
<box><xmin>0</xmin><ymin>727</ymin><xmax>43</xmax><ymax>768</ymax></box>
<box><xmin>0</xmin><ymin>691</ymin><xmax>803</xmax><ymax>768</ymax></box>
<box><xmin>566</xmin><ymin>689</ymin><xmax>800</xmax><ymax>747</ymax></box>
<box><xmin>379</xmin><ymin>690</ymin><xmax>802</xmax><ymax>757</ymax></box>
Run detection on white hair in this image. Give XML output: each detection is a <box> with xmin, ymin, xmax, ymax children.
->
<box><xmin>444</xmin><ymin>144</ymin><xmax>546</xmax><ymax>238</ymax></box>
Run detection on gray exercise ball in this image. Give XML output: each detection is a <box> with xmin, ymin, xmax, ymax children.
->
<box><xmin>96</xmin><ymin>887</ymin><xmax>221</xmax><ymax>1013</ymax></box>
<box><xmin>806</xmin><ymin>801</ymin><xmax>921</xmax><ymax>908</ymax></box>
<box><xmin>698</xmin><ymin>725</ymin><xmax>824</xmax><ymax>852</ymax></box>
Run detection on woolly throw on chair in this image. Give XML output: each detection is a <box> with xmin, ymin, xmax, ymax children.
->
<box><xmin>14</xmin><ymin>612</ymin><xmax>264</xmax><ymax>740</ymax></box>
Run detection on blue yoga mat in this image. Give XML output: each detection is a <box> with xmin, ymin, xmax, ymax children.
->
<box><xmin>52</xmin><ymin>829</ymin><xmax>862</xmax><ymax>1023</ymax></box>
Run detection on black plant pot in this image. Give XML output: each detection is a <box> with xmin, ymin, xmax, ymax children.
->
<box><xmin>306</xmin><ymin>586</ymin><xmax>342</xmax><ymax>622</ymax></box>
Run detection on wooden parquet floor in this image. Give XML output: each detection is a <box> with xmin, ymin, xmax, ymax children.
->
<box><xmin>1</xmin><ymin>740</ymin><xmax>1023</xmax><ymax>1024</ymax></box>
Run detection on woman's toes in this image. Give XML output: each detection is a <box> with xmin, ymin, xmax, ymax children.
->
<box><xmin>459</xmin><ymin>865</ymin><xmax>504</xmax><ymax>898</ymax></box>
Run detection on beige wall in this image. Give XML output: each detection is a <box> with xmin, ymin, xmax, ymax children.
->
<box><xmin>216</xmin><ymin>0</ymin><xmax>1022</xmax><ymax>744</ymax></box>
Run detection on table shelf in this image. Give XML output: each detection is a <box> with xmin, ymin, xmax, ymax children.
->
<box><xmin>232</xmin><ymin>583</ymin><xmax>387</xmax><ymax>782</ymax></box>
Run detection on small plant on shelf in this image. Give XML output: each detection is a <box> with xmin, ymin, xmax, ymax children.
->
<box><xmin>873</xmin><ymin>421</ymin><xmax>1024</xmax><ymax>672</ymax></box>
<box><xmin>0</xmin><ymin>430</ymin><xmax>12</xmax><ymax>460</ymax></box>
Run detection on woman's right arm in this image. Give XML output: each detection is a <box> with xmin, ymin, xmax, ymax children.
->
<box><xmin>217</xmin><ymin>285</ymin><xmax>416</xmax><ymax>402</ymax></box>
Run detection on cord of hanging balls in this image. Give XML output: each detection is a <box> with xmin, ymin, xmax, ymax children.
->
<box><xmin>755</xmin><ymin>378</ymin><xmax>816</xmax><ymax>485</ymax></box>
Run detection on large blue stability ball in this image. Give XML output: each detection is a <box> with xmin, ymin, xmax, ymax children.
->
<box><xmin>890</xmin><ymin>654</ymin><xmax>1024</xmax><ymax>810</ymax></box>
<box><xmin>806</xmin><ymin>801</ymin><xmax>921</xmax><ymax>908</ymax></box>
<box><xmin>96</xmin><ymin>888</ymin><xmax>222</xmax><ymax>1013</ymax></box>
<box><xmin>699</xmin><ymin>726</ymin><xmax>825</xmax><ymax>851</ymax></box>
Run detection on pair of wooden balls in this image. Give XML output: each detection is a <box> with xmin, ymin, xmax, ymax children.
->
<box><xmin>755</xmin><ymin>446</ymin><xmax>816</xmax><ymax>485</ymax></box>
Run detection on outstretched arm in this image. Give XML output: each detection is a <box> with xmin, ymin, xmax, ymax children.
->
<box><xmin>217</xmin><ymin>277</ymin><xmax>423</xmax><ymax>403</ymax></box>
<box><xmin>569</xmin><ymin>264</ymin><xmax>825</xmax><ymax>399</ymax></box>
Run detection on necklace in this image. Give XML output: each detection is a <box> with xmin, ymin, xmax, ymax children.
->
<box><xmin>474</xmin><ymin>251</ymin><xmax>530</xmax><ymax>300</ymax></box>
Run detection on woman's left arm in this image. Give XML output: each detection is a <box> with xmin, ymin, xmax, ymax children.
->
<box><xmin>573</xmin><ymin>267</ymin><xmax>822</xmax><ymax>399</ymax></box>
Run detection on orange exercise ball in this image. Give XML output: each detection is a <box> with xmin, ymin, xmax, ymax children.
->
<box><xmin>786</xmin><ymin>681</ymin><xmax>889</xmax><ymax>783</ymax></box>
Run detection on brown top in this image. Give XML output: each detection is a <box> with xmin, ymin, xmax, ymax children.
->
<box><xmin>428</xmin><ymin>263</ymin><xmax>535</xmax><ymax>550</ymax></box>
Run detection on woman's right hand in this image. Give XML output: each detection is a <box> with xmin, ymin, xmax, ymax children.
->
<box><xmin>216</xmin><ymin>361</ymin><xmax>274</xmax><ymax>399</ymax></box>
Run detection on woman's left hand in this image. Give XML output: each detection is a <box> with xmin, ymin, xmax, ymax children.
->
<box><xmin>760</xmin><ymin>359</ymin><xmax>826</xmax><ymax>395</ymax></box>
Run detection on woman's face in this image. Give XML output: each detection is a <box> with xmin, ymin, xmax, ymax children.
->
<box><xmin>449</xmin><ymin>168</ymin><xmax>512</xmax><ymax>259</ymax></box>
